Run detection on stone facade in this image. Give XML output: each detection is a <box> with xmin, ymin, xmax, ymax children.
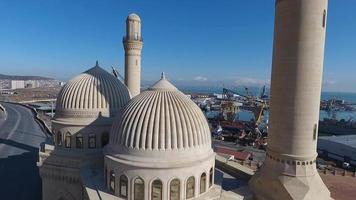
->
<box><xmin>249</xmin><ymin>0</ymin><xmax>332</xmax><ymax>199</ymax></box>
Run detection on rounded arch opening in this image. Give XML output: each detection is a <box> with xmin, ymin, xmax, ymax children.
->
<box><xmin>65</xmin><ymin>132</ymin><xmax>71</xmax><ymax>148</ymax></box>
<box><xmin>119</xmin><ymin>175</ymin><xmax>128</xmax><ymax>198</ymax></box>
<box><xmin>134</xmin><ymin>177</ymin><xmax>144</xmax><ymax>200</ymax></box>
<box><xmin>200</xmin><ymin>173</ymin><xmax>206</xmax><ymax>194</ymax></box>
<box><xmin>186</xmin><ymin>176</ymin><xmax>195</xmax><ymax>199</ymax></box>
<box><xmin>151</xmin><ymin>179</ymin><xmax>162</xmax><ymax>200</ymax></box>
<box><xmin>169</xmin><ymin>178</ymin><xmax>180</xmax><ymax>200</ymax></box>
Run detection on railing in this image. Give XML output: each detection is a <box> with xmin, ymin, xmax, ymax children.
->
<box><xmin>123</xmin><ymin>36</ymin><xmax>143</xmax><ymax>42</ymax></box>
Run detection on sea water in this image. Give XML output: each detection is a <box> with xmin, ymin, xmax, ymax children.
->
<box><xmin>190</xmin><ymin>87</ymin><xmax>356</xmax><ymax>122</ymax></box>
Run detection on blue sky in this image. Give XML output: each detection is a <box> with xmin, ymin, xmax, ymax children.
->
<box><xmin>0</xmin><ymin>0</ymin><xmax>355</xmax><ymax>92</ymax></box>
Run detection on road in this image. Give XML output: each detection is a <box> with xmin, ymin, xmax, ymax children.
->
<box><xmin>0</xmin><ymin>102</ymin><xmax>51</xmax><ymax>200</ymax></box>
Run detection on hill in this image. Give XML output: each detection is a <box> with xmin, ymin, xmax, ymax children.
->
<box><xmin>0</xmin><ymin>73</ymin><xmax>53</xmax><ymax>80</ymax></box>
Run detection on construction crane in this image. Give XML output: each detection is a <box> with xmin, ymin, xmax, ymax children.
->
<box><xmin>260</xmin><ymin>85</ymin><xmax>269</xmax><ymax>99</ymax></box>
<box><xmin>222</xmin><ymin>88</ymin><xmax>248</xmax><ymax>100</ymax></box>
<box><xmin>222</xmin><ymin>87</ymin><xmax>268</xmax><ymax>126</ymax></box>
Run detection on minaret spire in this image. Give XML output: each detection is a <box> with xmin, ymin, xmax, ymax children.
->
<box><xmin>123</xmin><ymin>13</ymin><xmax>143</xmax><ymax>97</ymax></box>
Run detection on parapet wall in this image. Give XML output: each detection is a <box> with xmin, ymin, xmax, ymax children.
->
<box><xmin>215</xmin><ymin>154</ymin><xmax>254</xmax><ymax>180</ymax></box>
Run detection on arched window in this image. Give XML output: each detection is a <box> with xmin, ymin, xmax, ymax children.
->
<box><xmin>322</xmin><ymin>10</ymin><xmax>327</xmax><ymax>28</ymax></box>
<box><xmin>109</xmin><ymin>171</ymin><xmax>115</xmax><ymax>193</ymax></box>
<box><xmin>134</xmin><ymin>177</ymin><xmax>144</xmax><ymax>200</ymax></box>
<box><xmin>200</xmin><ymin>173</ymin><xmax>206</xmax><ymax>194</ymax></box>
<box><xmin>76</xmin><ymin>133</ymin><xmax>83</xmax><ymax>149</ymax></box>
<box><xmin>88</xmin><ymin>134</ymin><xmax>96</xmax><ymax>148</ymax></box>
<box><xmin>151</xmin><ymin>179</ymin><xmax>162</xmax><ymax>200</ymax></box>
<box><xmin>170</xmin><ymin>179</ymin><xmax>180</xmax><ymax>200</ymax></box>
<box><xmin>57</xmin><ymin>131</ymin><xmax>62</xmax><ymax>146</ymax></box>
<box><xmin>101</xmin><ymin>132</ymin><xmax>109</xmax><ymax>147</ymax></box>
<box><xmin>104</xmin><ymin>166</ymin><xmax>107</xmax><ymax>186</ymax></box>
<box><xmin>186</xmin><ymin>176</ymin><xmax>195</xmax><ymax>199</ymax></box>
<box><xmin>119</xmin><ymin>175</ymin><xmax>128</xmax><ymax>198</ymax></box>
<box><xmin>209</xmin><ymin>168</ymin><xmax>213</xmax><ymax>187</ymax></box>
<box><xmin>65</xmin><ymin>132</ymin><xmax>71</xmax><ymax>148</ymax></box>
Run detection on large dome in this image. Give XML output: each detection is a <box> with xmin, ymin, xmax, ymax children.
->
<box><xmin>54</xmin><ymin>62</ymin><xmax>131</xmax><ymax>121</ymax></box>
<box><xmin>108</xmin><ymin>73</ymin><xmax>212</xmax><ymax>162</ymax></box>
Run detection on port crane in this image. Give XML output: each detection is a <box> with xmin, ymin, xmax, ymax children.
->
<box><xmin>222</xmin><ymin>87</ymin><xmax>268</xmax><ymax>126</ymax></box>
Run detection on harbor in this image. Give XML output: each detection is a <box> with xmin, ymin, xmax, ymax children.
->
<box><xmin>188</xmin><ymin>88</ymin><xmax>356</xmax><ymax>172</ymax></box>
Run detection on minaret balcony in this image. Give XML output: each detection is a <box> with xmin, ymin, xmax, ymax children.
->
<box><xmin>123</xmin><ymin>36</ymin><xmax>143</xmax><ymax>42</ymax></box>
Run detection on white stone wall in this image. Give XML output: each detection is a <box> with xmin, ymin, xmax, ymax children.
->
<box><xmin>104</xmin><ymin>153</ymin><xmax>215</xmax><ymax>200</ymax></box>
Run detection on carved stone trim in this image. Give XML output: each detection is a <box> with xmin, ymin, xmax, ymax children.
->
<box><xmin>266</xmin><ymin>152</ymin><xmax>316</xmax><ymax>166</ymax></box>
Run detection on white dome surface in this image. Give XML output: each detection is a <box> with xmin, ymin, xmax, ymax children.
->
<box><xmin>54</xmin><ymin>62</ymin><xmax>131</xmax><ymax>121</ymax></box>
<box><xmin>108</xmin><ymin>74</ymin><xmax>212</xmax><ymax>162</ymax></box>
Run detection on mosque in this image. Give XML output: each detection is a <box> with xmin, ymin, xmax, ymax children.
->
<box><xmin>38</xmin><ymin>0</ymin><xmax>332</xmax><ymax>200</ymax></box>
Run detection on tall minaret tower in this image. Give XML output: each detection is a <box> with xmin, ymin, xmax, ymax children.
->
<box><xmin>249</xmin><ymin>0</ymin><xmax>331</xmax><ymax>200</ymax></box>
<box><xmin>123</xmin><ymin>13</ymin><xmax>143</xmax><ymax>97</ymax></box>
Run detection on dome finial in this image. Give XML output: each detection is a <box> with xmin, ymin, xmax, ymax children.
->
<box><xmin>161</xmin><ymin>72</ymin><xmax>166</xmax><ymax>79</ymax></box>
<box><xmin>95</xmin><ymin>60</ymin><xmax>99</xmax><ymax>67</ymax></box>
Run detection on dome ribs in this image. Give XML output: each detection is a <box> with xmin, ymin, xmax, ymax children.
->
<box><xmin>75</xmin><ymin>75</ymin><xmax>87</xmax><ymax>109</ymax></box>
<box><xmin>146</xmin><ymin>92</ymin><xmax>159</xmax><ymax>150</ymax></box>
<box><xmin>181</xmin><ymin>96</ymin><xmax>201</xmax><ymax>146</ymax></box>
<box><xmin>167</xmin><ymin>92</ymin><xmax>177</xmax><ymax>149</ymax></box>
<box><xmin>96</xmin><ymin>75</ymin><xmax>103</xmax><ymax>109</ymax></box>
<box><xmin>158</xmin><ymin>92</ymin><xmax>166</xmax><ymax>150</ymax></box>
<box><xmin>100</xmin><ymin>75</ymin><xmax>109</xmax><ymax>109</ymax></box>
<box><xmin>139</xmin><ymin>92</ymin><xmax>156</xmax><ymax>149</ymax></box>
<box><xmin>171</xmin><ymin>93</ymin><xmax>187</xmax><ymax>148</ymax></box>
<box><xmin>83</xmin><ymin>75</ymin><xmax>92</xmax><ymax>109</ymax></box>
<box><xmin>109</xmin><ymin>77</ymin><xmax>211</xmax><ymax>153</ymax></box>
<box><xmin>176</xmin><ymin>94</ymin><xmax>194</xmax><ymax>148</ymax></box>
<box><xmin>132</xmin><ymin>92</ymin><xmax>151</xmax><ymax>149</ymax></box>
<box><xmin>163</xmin><ymin>92</ymin><xmax>171</xmax><ymax>150</ymax></box>
<box><xmin>152</xmin><ymin>92</ymin><xmax>162</xmax><ymax>150</ymax></box>
<box><xmin>125</xmin><ymin>94</ymin><xmax>147</xmax><ymax>148</ymax></box>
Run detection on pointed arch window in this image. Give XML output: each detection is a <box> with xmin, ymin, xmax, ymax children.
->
<box><xmin>88</xmin><ymin>134</ymin><xmax>96</xmax><ymax>148</ymax></box>
<box><xmin>200</xmin><ymin>173</ymin><xmax>206</xmax><ymax>194</ymax></box>
<box><xmin>76</xmin><ymin>133</ymin><xmax>83</xmax><ymax>149</ymax></box>
<box><xmin>109</xmin><ymin>171</ymin><xmax>115</xmax><ymax>193</ymax></box>
<box><xmin>101</xmin><ymin>132</ymin><xmax>109</xmax><ymax>147</ymax></box>
<box><xmin>209</xmin><ymin>168</ymin><xmax>213</xmax><ymax>187</ymax></box>
<box><xmin>57</xmin><ymin>131</ymin><xmax>62</xmax><ymax>146</ymax></box>
<box><xmin>65</xmin><ymin>132</ymin><xmax>71</xmax><ymax>148</ymax></box>
<box><xmin>104</xmin><ymin>166</ymin><xmax>107</xmax><ymax>186</ymax></box>
<box><xmin>151</xmin><ymin>179</ymin><xmax>162</xmax><ymax>200</ymax></box>
<box><xmin>186</xmin><ymin>176</ymin><xmax>195</xmax><ymax>199</ymax></box>
<box><xmin>170</xmin><ymin>179</ymin><xmax>180</xmax><ymax>200</ymax></box>
<box><xmin>119</xmin><ymin>175</ymin><xmax>128</xmax><ymax>198</ymax></box>
<box><xmin>134</xmin><ymin>177</ymin><xmax>144</xmax><ymax>200</ymax></box>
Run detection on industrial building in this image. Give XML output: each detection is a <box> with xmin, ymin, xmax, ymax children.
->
<box><xmin>318</xmin><ymin>135</ymin><xmax>356</xmax><ymax>166</ymax></box>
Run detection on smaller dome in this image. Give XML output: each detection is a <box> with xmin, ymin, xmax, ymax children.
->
<box><xmin>127</xmin><ymin>13</ymin><xmax>141</xmax><ymax>21</ymax></box>
<box><xmin>54</xmin><ymin>61</ymin><xmax>131</xmax><ymax>122</ymax></box>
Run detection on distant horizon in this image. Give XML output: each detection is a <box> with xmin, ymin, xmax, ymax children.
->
<box><xmin>2</xmin><ymin>69</ymin><xmax>356</xmax><ymax>94</ymax></box>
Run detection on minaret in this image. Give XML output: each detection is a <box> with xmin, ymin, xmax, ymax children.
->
<box><xmin>249</xmin><ymin>0</ymin><xmax>331</xmax><ymax>200</ymax></box>
<box><xmin>123</xmin><ymin>13</ymin><xmax>143</xmax><ymax>97</ymax></box>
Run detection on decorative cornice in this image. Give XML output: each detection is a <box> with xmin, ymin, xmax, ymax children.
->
<box><xmin>266</xmin><ymin>151</ymin><xmax>317</xmax><ymax>166</ymax></box>
<box><xmin>123</xmin><ymin>41</ymin><xmax>143</xmax><ymax>51</ymax></box>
